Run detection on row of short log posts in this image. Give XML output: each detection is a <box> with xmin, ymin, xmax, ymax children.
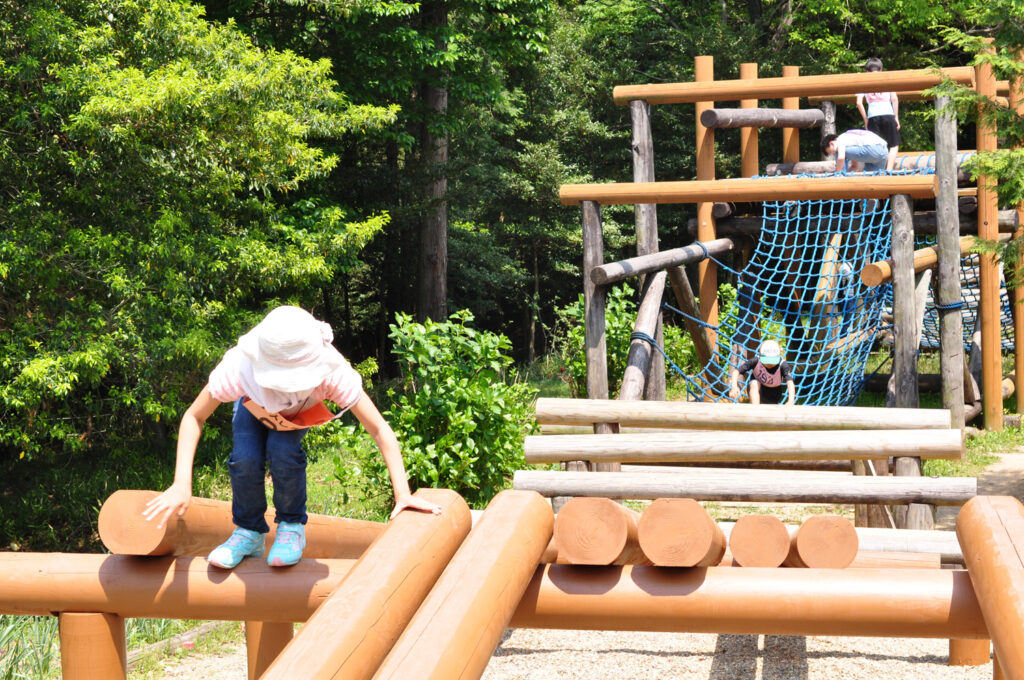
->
<box><xmin>976</xmin><ymin>47</ymin><xmax>1004</xmax><ymax>431</ymax></box>
<box><xmin>630</xmin><ymin>99</ymin><xmax>666</xmax><ymax>401</ymax></box>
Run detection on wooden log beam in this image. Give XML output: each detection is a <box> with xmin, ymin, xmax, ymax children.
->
<box><xmin>535</xmin><ymin>397</ymin><xmax>953</xmax><ymax>430</ymax></box>
<box><xmin>956</xmin><ymin>496</ymin><xmax>1024</xmax><ymax>679</ymax></box>
<box><xmin>560</xmin><ymin>174</ymin><xmax>936</xmax><ymax>206</ymax></box>
<box><xmin>612</xmin><ymin>66</ymin><xmax>975</xmax><ymax>106</ymax></box>
<box><xmin>0</xmin><ymin>553</ymin><xmax>356</xmax><ymax>620</ymax></box>
<box><xmin>372</xmin><ymin>491</ymin><xmax>552</xmax><ymax>680</ymax></box>
<box><xmin>591</xmin><ymin>238</ymin><xmax>737</xmax><ymax>285</ymax></box>
<box><xmin>766</xmin><ymin>150</ymin><xmax>977</xmax><ymax>178</ymax></box>
<box><xmin>850</xmin><ymin>550</ymin><xmax>942</xmax><ymax>569</ymax></box>
<box><xmin>784</xmin><ymin>515</ymin><xmax>858</xmax><ymax>568</ymax></box>
<box><xmin>513</xmin><ymin>470</ymin><xmax>975</xmax><ymax>505</ymax></box>
<box><xmin>261</xmin><ymin>489</ymin><xmax>470</xmax><ymax>680</ymax></box>
<box><xmin>618</xmin><ymin>270</ymin><xmax>667</xmax><ymax>401</ymax></box>
<box><xmin>553</xmin><ymin>497</ymin><xmax>649</xmax><ymax>566</ymax></box>
<box><xmin>509</xmin><ymin>564</ymin><xmax>988</xmax><ymax>638</ymax></box>
<box><xmin>98</xmin><ymin>489</ymin><xmax>383</xmax><ymax>558</ymax></box>
<box><xmin>637</xmin><ymin>498</ymin><xmax>726</xmax><ymax>567</ymax></box>
<box><xmin>689</xmin><ymin>210</ymin><xmax>1019</xmax><ymax>238</ymax></box>
<box><xmin>861</xmin><ymin>234</ymin><xmax>1010</xmax><ymax>287</ymax></box>
<box><xmin>700</xmin><ymin>107</ymin><xmax>824</xmax><ymax>129</ymax></box>
<box><xmin>727</xmin><ymin>514</ymin><xmax>791</xmax><ymax>567</ymax></box>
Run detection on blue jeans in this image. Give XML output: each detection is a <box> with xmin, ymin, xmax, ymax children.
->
<box><xmin>842</xmin><ymin>143</ymin><xmax>889</xmax><ymax>172</ymax></box>
<box><xmin>229</xmin><ymin>399</ymin><xmax>309</xmax><ymax>533</ymax></box>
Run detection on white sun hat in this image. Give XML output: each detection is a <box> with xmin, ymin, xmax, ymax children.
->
<box><xmin>237</xmin><ymin>306</ymin><xmax>343</xmax><ymax>393</ymax></box>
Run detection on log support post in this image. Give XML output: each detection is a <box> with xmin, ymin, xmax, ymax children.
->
<box><xmin>695</xmin><ymin>55</ymin><xmax>718</xmax><ymax>349</ymax></box>
<box><xmin>739</xmin><ymin>63</ymin><xmax>759</xmax><ymax>177</ymax></box>
<box><xmin>781</xmin><ymin>66</ymin><xmax>800</xmax><ymax>163</ymax></box>
<box><xmin>58</xmin><ymin>612</ymin><xmax>127</xmax><ymax>680</ymax></box>
<box><xmin>820</xmin><ymin>100</ymin><xmax>837</xmax><ymax>154</ymax></box>
<box><xmin>1012</xmin><ymin>63</ymin><xmax>1024</xmax><ymax>414</ymax></box>
<box><xmin>949</xmin><ymin>638</ymin><xmax>991</xmax><ymax>667</ymax></box>
<box><xmin>246</xmin><ymin>621</ymin><xmax>294</xmax><ymax>680</ymax></box>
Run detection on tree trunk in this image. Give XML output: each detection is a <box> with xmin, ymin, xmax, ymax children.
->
<box><xmin>529</xmin><ymin>247</ymin><xmax>539</xmax><ymax>363</ymax></box>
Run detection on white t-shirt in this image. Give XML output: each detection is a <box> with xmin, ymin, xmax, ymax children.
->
<box><xmin>207</xmin><ymin>346</ymin><xmax>362</xmax><ymax>417</ymax></box>
<box><xmin>836</xmin><ymin>129</ymin><xmax>887</xmax><ymax>148</ymax></box>
<box><xmin>858</xmin><ymin>91</ymin><xmax>896</xmax><ymax>118</ymax></box>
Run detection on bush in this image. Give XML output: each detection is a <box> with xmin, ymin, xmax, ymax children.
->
<box><xmin>337</xmin><ymin>310</ymin><xmax>536</xmax><ymax>508</ymax></box>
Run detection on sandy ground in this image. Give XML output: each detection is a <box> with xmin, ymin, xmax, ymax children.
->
<box><xmin>147</xmin><ymin>453</ymin><xmax>1024</xmax><ymax>680</ymax></box>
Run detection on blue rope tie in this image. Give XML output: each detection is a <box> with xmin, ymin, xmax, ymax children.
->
<box><xmin>934</xmin><ymin>301</ymin><xmax>965</xmax><ymax>311</ymax></box>
<box><xmin>692</xmin><ymin>240</ymin><xmax>710</xmax><ymax>261</ymax></box>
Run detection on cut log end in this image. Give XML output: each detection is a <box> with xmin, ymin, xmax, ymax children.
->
<box><xmin>728</xmin><ymin>514</ymin><xmax>791</xmax><ymax>567</ymax></box>
<box><xmin>785</xmin><ymin>515</ymin><xmax>859</xmax><ymax>568</ymax></box>
<box><xmin>637</xmin><ymin>498</ymin><xmax>726</xmax><ymax>567</ymax></box>
<box><xmin>553</xmin><ymin>497</ymin><xmax>639</xmax><ymax>565</ymax></box>
<box><xmin>98</xmin><ymin>489</ymin><xmax>175</xmax><ymax>556</ymax></box>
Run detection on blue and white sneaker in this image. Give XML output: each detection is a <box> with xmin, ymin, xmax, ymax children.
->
<box><xmin>267</xmin><ymin>522</ymin><xmax>306</xmax><ymax>567</ymax></box>
<box><xmin>207</xmin><ymin>527</ymin><xmax>265</xmax><ymax>569</ymax></box>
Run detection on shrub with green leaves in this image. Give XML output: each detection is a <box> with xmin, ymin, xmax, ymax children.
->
<box><xmin>342</xmin><ymin>310</ymin><xmax>536</xmax><ymax>508</ymax></box>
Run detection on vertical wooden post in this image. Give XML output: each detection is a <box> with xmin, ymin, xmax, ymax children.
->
<box><xmin>695</xmin><ymin>55</ymin><xmax>718</xmax><ymax>346</ymax></box>
<box><xmin>1011</xmin><ymin>64</ymin><xmax>1024</xmax><ymax>414</ymax></box>
<box><xmin>976</xmin><ymin>47</ymin><xmax>1004</xmax><ymax>431</ymax></box>
<box><xmin>949</xmin><ymin>638</ymin><xmax>991</xmax><ymax>667</ymax></box>
<box><xmin>739</xmin><ymin>63</ymin><xmax>759</xmax><ymax>177</ymax></box>
<box><xmin>820</xmin><ymin>101</ymin><xmax>837</xmax><ymax>155</ymax></box>
<box><xmin>630</xmin><ymin>99</ymin><xmax>665</xmax><ymax>401</ymax></box>
<box><xmin>782</xmin><ymin>66</ymin><xmax>800</xmax><ymax>164</ymax></box>
<box><xmin>582</xmin><ymin>200</ymin><xmax>616</xmax><ymax>475</ymax></box>
<box><xmin>246</xmin><ymin>621</ymin><xmax>294</xmax><ymax>680</ymax></box>
<box><xmin>58</xmin><ymin>612</ymin><xmax>127</xmax><ymax>680</ymax></box>
<box><xmin>935</xmin><ymin>94</ymin><xmax>966</xmax><ymax>429</ymax></box>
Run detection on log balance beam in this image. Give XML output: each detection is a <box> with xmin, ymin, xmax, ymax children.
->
<box><xmin>99</xmin><ymin>489</ymin><xmax>383</xmax><ymax>558</ymax></box>
<box><xmin>611</xmin><ymin>66</ymin><xmax>975</xmax><ymax>106</ymax></box>
<box><xmin>862</xmin><ymin>234</ymin><xmax>1012</xmax><ymax>287</ymax></box>
<box><xmin>514</xmin><ymin>469</ymin><xmax>976</xmax><ymax>505</ymax></box>
<box><xmin>591</xmin><ymin>237</ymin><xmax>738</xmax><ymax>285</ymax></box>
<box><xmin>534</xmin><ymin>397</ymin><xmax>952</xmax><ymax>430</ymax></box>
<box><xmin>559</xmin><ymin>174</ymin><xmax>936</xmax><ymax>206</ymax></box>
<box><xmin>373</xmin><ymin>490</ymin><xmax>553</xmax><ymax>680</ymax></box>
<box><xmin>261</xmin><ymin>488</ymin><xmax>470</xmax><ymax>680</ymax></box>
<box><xmin>956</xmin><ymin>496</ymin><xmax>1024</xmax><ymax>680</ymax></box>
<box><xmin>509</xmin><ymin>564</ymin><xmax>988</xmax><ymax>639</ymax></box>
<box><xmin>524</xmin><ymin>430</ymin><xmax>963</xmax><ymax>464</ymax></box>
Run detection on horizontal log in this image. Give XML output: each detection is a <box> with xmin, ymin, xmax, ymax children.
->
<box><xmin>524</xmin><ymin>430</ymin><xmax>963</xmax><ymax>464</ymax></box>
<box><xmin>850</xmin><ymin>550</ymin><xmax>942</xmax><ymax>569</ymax></box>
<box><xmin>700</xmin><ymin>107</ymin><xmax>824</xmax><ymax>129</ymax></box>
<box><xmin>509</xmin><ymin>564</ymin><xmax>988</xmax><ymax>639</ymax></box>
<box><xmin>535</xmin><ymin>397</ymin><xmax>952</xmax><ymax>430</ymax></box>
<box><xmin>0</xmin><ymin>553</ymin><xmax>354</xmax><ymax>620</ymax></box>
<box><xmin>862</xmin><ymin>234</ymin><xmax>1011</xmax><ymax>287</ymax></box>
<box><xmin>560</xmin><ymin>174</ymin><xmax>936</xmax><ymax>206</ymax></box>
<box><xmin>712</xmin><ymin>201</ymin><xmax>759</xmax><ymax>218</ymax></box>
<box><xmin>554</xmin><ymin>497</ymin><xmax>648</xmax><ymax>566</ymax></box>
<box><xmin>687</xmin><ymin>210</ymin><xmax>1019</xmax><ymax>238</ymax></box>
<box><xmin>591</xmin><ymin>237</ymin><xmax>738</xmax><ymax>285</ymax></box>
<box><xmin>785</xmin><ymin>515</ymin><xmax>858</xmax><ymax>568</ymax></box>
<box><xmin>638</xmin><ymin>498</ymin><xmax>726</xmax><ymax>567</ymax></box>
<box><xmin>612</xmin><ymin>66</ymin><xmax>975</xmax><ymax>106</ymax></box>
<box><xmin>619</xmin><ymin>464</ymin><xmax>853</xmax><ymax>478</ymax></box>
<box><xmin>625</xmin><ymin>459</ymin><xmax>870</xmax><ymax>472</ymax></box>
<box><xmin>766</xmin><ymin>151</ymin><xmax>977</xmax><ymax>178</ymax></box>
<box><xmin>728</xmin><ymin>514</ymin><xmax>791</xmax><ymax>567</ymax></box>
<box><xmin>99</xmin><ymin>489</ymin><xmax>383</xmax><ymax>558</ymax></box>
<box><xmin>514</xmin><ymin>470</ymin><xmax>975</xmax><ymax>505</ymax></box>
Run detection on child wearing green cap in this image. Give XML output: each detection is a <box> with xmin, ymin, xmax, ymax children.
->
<box><xmin>728</xmin><ymin>339</ymin><xmax>795</xmax><ymax>405</ymax></box>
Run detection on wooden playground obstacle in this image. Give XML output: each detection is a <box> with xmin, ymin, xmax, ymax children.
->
<box><xmin>727</xmin><ymin>514</ymin><xmax>793</xmax><ymax>568</ymax></box>
<box><xmin>636</xmin><ymin>498</ymin><xmax>726</xmax><ymax>567</ymax></box>
<box><xmin>98</xmin><ymin>489</ymin><xmax>383</xmax><ymax>558</ymax></box>
<box><xmin>261</xmin><ymin>488</ymin><xmax>470</xmax><ymax>680</ymax></box>
<box><xmin>58</xmin><ymin>613</ymin><xmax>127</xmax><ymax>680</ymax></box>
<box><xmin>784</xmin><ymin>515</ymin><xmax>859</xmax><ymax>569</ymax></box>
<box><xmin>372</xmin><ymin>490</ymin><xmax>553</xmax><ymax>680</ymax></box>
<box><xmin>956</xmin><ymin>496</ymin><xmax>1024</xmax><ymax>680</ymax></box>
<box><xmin>861</xmin><ymin>233</ymin><xmax>1011</xmax><ymax>287</ymax></box>
<box><xmin>552</xmin><ymin>497</ymin><xmax>650</xmax><ymax>566</ymax></box>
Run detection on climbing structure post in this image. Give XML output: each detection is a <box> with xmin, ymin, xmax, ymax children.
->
<box><xmin>245</xmin><ymin>622</ymin><xmax>293</xmax><ymax>680</ymax></box>
<box><xmin>976</xmin><ymin>46</ymin><xmax>1004</xmax><ymax>431</ymax></box>
<box><xmin>620</xmin><ymin>271</ymin><xmax>667</xmax><ymax>400</ymax></box>
<box><xmin>695</xmin><ymin>55</ymin><xmax>718</xmax><ymax>346</ymax></box>
<box><xmin>58</xmin><ymin>612</ymin><xmax>127</xmax><ymax>680</ymax></box>
<box><xmin>630</xmin><ymin>98</ymin><xmax>666</xmax><ymax>400</ymax></box>
<box><xmin>739</xmin><ymin>62</ymin><xmax>759</xmax><ymax>177</ymax></box>
<box><xmin>781</xmin><ymin>66</ymin><xmax>800</xmax><ymax>164</ymax></box>
<box><xmin>1012</xmin><ymin>66</ymin><xmax>1024</xmax><ymax>414</ymax></box>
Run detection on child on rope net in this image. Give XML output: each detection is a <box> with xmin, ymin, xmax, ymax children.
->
<box><xmin>142</xmin><ymin>305</ymin><xmax>441</xmax><ymax>568</ymax></box>
<box><xmin>728</xmin><ymin>339</ymin><xmax>796</xmax><ymax>405</ymax></box>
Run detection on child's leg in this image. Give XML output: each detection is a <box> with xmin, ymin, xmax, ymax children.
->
<box><xmin>230</xmin><ymin>400</ymin><xmax>271</xmax><ymax>533</ymax></box>
<box><xmin>266</xmin><ymin>428</ymin><xmax>309</xmax><ymax>526</ymax></box>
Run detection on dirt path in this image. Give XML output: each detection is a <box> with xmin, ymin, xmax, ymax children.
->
<box><xmin>147</xmin><ymin>452</ymin><xmax>1024</xmax><ymax>680</ymax></box>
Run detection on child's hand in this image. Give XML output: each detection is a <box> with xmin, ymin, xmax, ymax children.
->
<box><xmin>390</xmin><ymin>493</ymin><xmax>443</xmax><ymax>520</ymax></box>
<box><xmin>728</xmin><ymin>386</ymin><xmax>740</xmax><ymax>400</ymax></box>
<box><xmin>142</xmin><ymin>484</ymin><xmax>191</xmax><ymax>530</ymax></box>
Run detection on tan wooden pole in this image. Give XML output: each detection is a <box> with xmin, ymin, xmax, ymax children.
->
<box><xmin>509</xmin><ymin>564</ymin><xmax>988</xmax><ymax>638</ymax></box>
<box><xmin>98</xmin><ymin>489</ymin><xmax>383</xmax><ymax>558</ymax></box>
<box><xmin>956</xmin><ymin>496</ymin><xmax>1024</xmax><ymax>679</ymax></box>
<box><xmin>783</xmin><ymin>515</ymin><xmax>859</xmax><ymax>568</ymax></box>
<box><xmin>637</xmin><ymin>498</ymin><xmax>726</xmax><ymax>567</ymax></box>
<box><xmin>58</xmin><ymin>613</ymin><xmax>127</xmax><ymax>680</ymax></box>
<box><xmin>245</xmin><ymin>622</ymin><xmax>293</xmax><ymax>680</ymax></box>
<box><xmin>0</xmin><ymin>553</ymin><xmax>355</xmax><ymax>620</ymax></box>
<box><xmin>261</xmin><ymin>489</ymin><xmax>470</xmax><ymax>680</ymax></box>
<box><xmin>553</xmin><ymin>496</ymin><xmax>650</xmax><ymax>565</ymax></box>
<box><xmin>949</xmin><ymin>638</ymin><xmax>991</xmax><ymax>667</ymax></box>
<box><xmin>782</xmin><ymin>66</ymin><xmax>800</xmax><ymax>163</ymax></box>
<box><xmin>727</xmin><ymin>514</ymin><xmax>791</xmax><ymax>567</ymax></box>
<box><xmin>695</xmin><ymin>55</ymin><xmax>718</xmax><ymax>347</ymax></box>
<box><xmin>1011</xmin><ymin>60</ymin><xmax>1024</xmax><ymax>414</ymax></box>
<box><xmin>739</xmin><ymin>63</ymin><xmax>759</xmax><ymax>177</ymax></box>
<box><xmin>977</xmin><ymin>46</ymin><xmax>1004</xmax><ymax>431</ymax></box>
<box><xmin>861</xmin><ymin>235</ymin><xmax>988</xmax><ymax>287</ymax></box>
<box><xmin>372</xmin><ymin>490</ymin><xmax>552</xmax><ymax>680</ymax></box>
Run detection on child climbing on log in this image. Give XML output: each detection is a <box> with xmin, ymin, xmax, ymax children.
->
<box><xmin>728</xmin><ymin>340</ymin><xmax>796</xmax><ymax>405</ymax></box>
<box><xmin>821</xmin><ymin>129</ymin><xmax>890</xmax><ymax>173</ymax></box>
<box><xmin>142</xmin><ymin>305</ymin><xmax>441</xmax><ymax>568</ymax></box>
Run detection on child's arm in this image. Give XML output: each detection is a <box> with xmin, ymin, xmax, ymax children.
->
<box><xmin>856</xmin><ymin>94</ymin><xmax>868</xmax><ymax>127</ymax></box>
<box><xmin>748</xmin><ymin>381</ymin><xmax>761</xmax><ymax>405</ymax></box>
<box><xmin>891</xmin><ymin>92</ymin><xmax>900</xmax><ymax>129</ymax></box>
<box><xmin>785</xmin><ymin>379</ymin><xmax>796</xmax><ymax>405</ymax></box>
<box><xmin>143</xmin><ymin>388</ymin><xmax>222</xmax><ymax>529</ymax></box>
<box><xmin>728</xmin><ymin>366</ymin><xmax>742</xmax><ymax>399</ymax></box>
<box><xmin>349</xmin><ymin>391</ymin><xmax>442</xmax><ymax>519</ymax></box>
